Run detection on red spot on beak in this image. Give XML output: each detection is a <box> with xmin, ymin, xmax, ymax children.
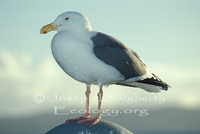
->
<box><xmin>43</xmin><ymin>31</ymin><xmax>47</xmax><ymax>34</ymax></box>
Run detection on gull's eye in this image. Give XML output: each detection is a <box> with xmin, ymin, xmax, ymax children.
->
<box><xmin>65</xmin><ymin>17</ymin><xmax>69</xmax><ymax>20</ymax></box>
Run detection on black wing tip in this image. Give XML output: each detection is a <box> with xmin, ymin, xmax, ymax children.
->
<box><xmin>137</xmin><ymin>73</ymin><xmax>171</xmax><ymax>91</ymax></box>
<box><xmin>166</xmin><ymin>84</ymin><xmax>172</xmax><ymax>90</ymax></box>
<box><xmin>162</xmin><ymin>85</ymin><xmax>171</xmax><ymax>91</ymax></box>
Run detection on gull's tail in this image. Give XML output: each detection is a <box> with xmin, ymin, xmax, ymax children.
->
<box><xmin>116</xmin><ymin>73</ymin><xmax>170</xmax><ymax>93</ymax></box>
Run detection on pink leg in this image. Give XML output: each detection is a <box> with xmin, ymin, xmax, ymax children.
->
<box><xmin>85</xmin><ymin>85</ymin><xmax>91</xmax><ymax>117</ymax></box>
<box><xmin>77</xmin><ymin>87</ymin><xmax>103</xmax><ymax>126</ymax></box>
<box><xmin>66</xmin><ymin>85</ymin><xmax>91</xmax><ymax>122</ymax></box>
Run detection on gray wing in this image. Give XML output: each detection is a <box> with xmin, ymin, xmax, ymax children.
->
<box><xmin>91</xmin><ymin>32</ymin><xmax>147</xmax><ymax>80</ymax></box>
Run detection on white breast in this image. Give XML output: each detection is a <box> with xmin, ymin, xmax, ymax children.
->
<box><xmin>51</xmin><ymin>31</ymin><xmax>124</xmax><ymax>85</ymax></box>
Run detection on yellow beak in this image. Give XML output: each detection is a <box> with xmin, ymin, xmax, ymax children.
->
<box><xmin>40</xmin><ymin>23</ymin><xmax>60</xmax><ymax>34</ymax></box>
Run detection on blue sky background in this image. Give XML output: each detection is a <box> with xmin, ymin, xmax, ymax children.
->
<box><xmin>0</xmin><ymin>0</ymin><xmax>200</xmax><ymax>134</ymax></box>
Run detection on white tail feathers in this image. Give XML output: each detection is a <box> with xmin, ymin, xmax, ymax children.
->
<box><xmin>120</xmin><ymin>82</ymin><xmax>163</xmax><ymax>93</ymax></box>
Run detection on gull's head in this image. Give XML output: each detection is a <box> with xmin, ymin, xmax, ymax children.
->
<box><xmin>40</xmin><ymin>11</ymin><xmax>92</xmax><ymax>34</ymax></box>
